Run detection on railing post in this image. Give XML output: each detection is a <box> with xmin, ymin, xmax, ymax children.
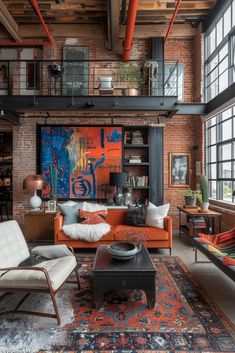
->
<box><xmin>7</xmin><ymin>61</ymin><xmax>10</xmax><ymax>96</ymax></box>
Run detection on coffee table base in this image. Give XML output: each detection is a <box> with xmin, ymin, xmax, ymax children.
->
<box><xmin>94</xmin><ymin>273</ymin><xmax>156</xmax><ymax>309</ymax></box>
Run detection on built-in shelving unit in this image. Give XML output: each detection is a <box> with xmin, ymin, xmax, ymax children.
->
<box><xmin>122</xmin><ymin>126</ymin><xmax>163</xmax><ymax>205</ymax></box>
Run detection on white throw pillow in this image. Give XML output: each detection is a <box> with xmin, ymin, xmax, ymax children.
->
<box><xmin>82</xmin><ymin>201</ymin><xmax>107</xmax><ymax>213</ymax></box>
<box><xmin>145</xmin><ymin>202</ymin><xmax>170</xmax><ymax>229</ymax></box>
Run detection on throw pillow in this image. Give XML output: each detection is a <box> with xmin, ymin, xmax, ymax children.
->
<box><xmin>145</xmin><ymin>202</ymin><xmax>170</xmax><ymax>229</ymax></box>
<box><xmin>125</xmin><ymin>205</ymin><xmax>147</xmax><ymax>226</ymax></box>
<box><xmin>198</xmin><ymin>227</ymin><xmax>235</xmax><ymax>247</ymax></box>
<box><xmin>58</xmin><ymin>203</ymin><xmax>81</xmax><ymax>226</ymax></box>
<box><xmin>78</xmin><ymin>209</ymin><xmax>107</xmax><ymax>224</ymax></box>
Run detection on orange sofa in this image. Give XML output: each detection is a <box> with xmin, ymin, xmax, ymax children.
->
<box><xmin>54</xmin><ymin>209</ymin><xmax>173</xmax><ymax>254</ymax></box>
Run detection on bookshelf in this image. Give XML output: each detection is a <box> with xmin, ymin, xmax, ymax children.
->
<box><xmin>123</xmin><ymin>126</ymin><xmax>163</xmax><ymax>205</ymax></box>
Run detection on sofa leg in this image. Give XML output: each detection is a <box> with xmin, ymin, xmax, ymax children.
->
<box><xmin>75</xmin><ymin>268</ymin><xmax>81</xmax><ymax>290</ymax></box>
<box><xmin>169</xmin><ymin>248</ymin><xmax>172</xmax><ymax>255</ymax></box>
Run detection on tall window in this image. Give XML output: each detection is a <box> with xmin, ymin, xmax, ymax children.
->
<box><xmin>205</xmin><ymin>105</ymin><xmax>235</xmax><ymax>203</ymax></box>
<box><xmin>205</xmin><ymin>0</ymin><xmax>235</xmax><ymax>102</ymax></box>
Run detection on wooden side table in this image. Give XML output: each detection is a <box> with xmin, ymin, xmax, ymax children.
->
<box><xmin>177</xmin><ymin>206</ymin><xmax>222</xmax><ymax>238</ymax></box>
<box><xmin>24</xmin><ymin>212</ymin><xmax>57</xmax><ymax>242</ymax></box>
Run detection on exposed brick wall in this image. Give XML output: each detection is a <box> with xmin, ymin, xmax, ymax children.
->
<box><xmin>11</xmin><ymin>35</ymin><xmax>208</xmax><ymax>231</ymax></box>
<box><xmin>165</xmin><ymin>38</ymin><xmax>194</xmax><ymax>102</ymax></box>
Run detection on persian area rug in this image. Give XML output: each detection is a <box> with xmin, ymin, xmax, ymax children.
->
<box><xmin>0</xmin><ymin>255</ymin><xmax>234</xmax><ymax>353</ymax></box>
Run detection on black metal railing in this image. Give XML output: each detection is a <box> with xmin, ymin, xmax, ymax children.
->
<box><xmin>0</xmin><ymin>59</ymin><xmax>179</xmax><ymax>97</ymax></box>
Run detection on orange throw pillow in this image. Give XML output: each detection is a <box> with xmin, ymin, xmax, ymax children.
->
<box><xmin>78</xmin><ymin>209</ymin><xmax>107</xmax><ymax>224</ymax></box>
<box><xmin>198</xmin><ymin>227</ymin><xmax>235</xmax><ymax>247</ymax></box>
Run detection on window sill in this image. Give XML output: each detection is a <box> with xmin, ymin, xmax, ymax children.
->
<box><xmin>209</xmin><ymin>198</ymin><xmax>235</xmax><ymax>214</ymax></box>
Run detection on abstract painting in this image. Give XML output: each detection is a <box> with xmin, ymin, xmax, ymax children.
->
<box><xmin>38</xmin><ymin>125</ymin><xmax>122</xmax><ymax>199</ymax></box>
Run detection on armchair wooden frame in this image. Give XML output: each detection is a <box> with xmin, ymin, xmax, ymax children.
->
<box><xmin>0</xmin><ymin>246</ymin><xmax>80</xmax><ymax>325</ymax></box>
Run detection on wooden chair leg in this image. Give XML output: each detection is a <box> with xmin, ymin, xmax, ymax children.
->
<box><xmin>49</xmin><ymin>289</ymin><xmax>61</xmax><ymax>325</ymax></box>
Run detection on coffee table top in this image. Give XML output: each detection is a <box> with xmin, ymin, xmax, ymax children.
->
<box><xmin>93</xmin><ymin>245</ymin><xmax>156</xmax><ymax>273</ymax></box>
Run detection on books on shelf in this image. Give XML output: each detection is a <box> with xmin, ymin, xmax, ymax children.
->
<box><xmin>126</xmin><ymin>175</ymin><xmax>148</xmax><ymax>187</ymax></box>
<box><xmin>131</xmin><ymin>130</ymin><xmax>144</xmax><ymax>145</ymax></box>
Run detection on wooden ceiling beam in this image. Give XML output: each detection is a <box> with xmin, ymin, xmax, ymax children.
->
<box><xmin>0</xmin><ymin>23</ymin><xmax>196</xmax><ymax>39</ymax></box>
<box><xmin>0</xmin><ymin>0</ymin><xmax>21</xmax><ymax>41</ymax></box>
<box><xmin>138</xmin><ymin>1</ymin><xmax>215</xmax><ymax>10</ymax></box>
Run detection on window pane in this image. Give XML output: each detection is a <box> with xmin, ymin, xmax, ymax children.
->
<box><xmin>221</xmin><ymin>107</ymin><xmax>232</xmax><ymax>120</ymax></box>
<box><xmin>219</xmin><ymin>143</ymin><xmax>232</xmax><ymax>160</ymax></box>
<box><xmin>233</xmin><ymin>117</ymin><xmax>235</xmax><ymax>137</ymax></box>
<box><xmin>219</xmin><ymin>161</ymin><xmax>231</xmax><ymax>178</ymax></box>
<box><xmin>209</xmin><ymin>28</ymin><xmax>216</xmax><ymax>54</ymax></box>
<box><xmin>219</xmin><ymin>57</ymin><xmax>228</xmax><ymax>75</ymax></box>
<box><xmin>209</xmin><ymin>145</ymin><xmax>217</xmax><ymax>162</ymax></box>
<box><xmin>209</xmin><ymin>163</ymin><xmax>217</xmax><ymax>179</ymax></box>
<box><xmin>210</xmin><ymin>126</ymin><xmax>217</xmax><ymax>144</ymax></box>
<box><xmin>210</xmin><ymin>116</ymin><xmax>217</xmax><ymax>126</ymax></box>
<box><xmin>221</xmin><ymin>119</ymin><xmax>232</xmax><ymax>140</ymax></box>
<box><xmin>209</xmin><ymin>181</ymin><xmax>217</xmax><ymax>198</ymax></box>
<box><xmin>219</xmin><ymin>43</ymin><xmax>228</xmax><ymax>61</ymax></box>
<box><xmin>222</xmin><ymin>181</ymin><xmax>232</xmax><ymax>201</ymax></box>
<box><xmin>233</xmin><ymin>0</ymin><xmax>235</xmax><ymax>27</ymax></box>
<box><xmin>219</xmin><ymin>70</ymin><xmax>228</xmax><ymax>93</ymax></box>
<box><xmin>224</xmin><ymin>6</ymin><xmax>231</xmax><ymax>37</ymax></box>
<box><xmin>216</xmin><ymin>18</ymin><xmax>223</xmax><ymax>46</ymax></box>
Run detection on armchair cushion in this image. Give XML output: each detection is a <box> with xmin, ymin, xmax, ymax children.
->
<box><xmin>0</xmin><ymin>256</ymin><xmax>76</xmax><ymax>291</ymax></box>
<box><xmin>32</xmin><ymin>245</ymin><xmax>73</xmax><ymax>259</ymax></box>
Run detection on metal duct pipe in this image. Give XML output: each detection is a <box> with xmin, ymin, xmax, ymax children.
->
<box><xmin>164</xmin><ymin>0</ymin><xmax>182</xmax><ymax>42</ymax></box>
<box><xmin>123</xmin><ymin>0</ymin><xmax>140</xmax><ymax>61</ymax></box>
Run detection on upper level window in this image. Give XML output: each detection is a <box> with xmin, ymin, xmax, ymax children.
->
<box><xmin>205</xmin><ymin>0</ymin><xmax>235</xmax><ymax>102</ymax></box>
<box><xmin>205</xmin><ymin>105</ymin><xmax>235</xmax><ymax>203</ymax></box>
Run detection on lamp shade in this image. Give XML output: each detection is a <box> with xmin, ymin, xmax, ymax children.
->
<box><xmin>110</xmin><ymin>172</ymin><xmax>127</xmax><ymax>187</ymax></box>
<box><xmin>23</xmin><ymin>175</ymin><xmax>46</xmax><ymax>190</ymax></box>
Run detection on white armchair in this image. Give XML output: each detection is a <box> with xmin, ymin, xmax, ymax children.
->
<box><xmin>0</xmin><ymin>220</ymin><xmax>80</xmax><ymax>325</ymax></box>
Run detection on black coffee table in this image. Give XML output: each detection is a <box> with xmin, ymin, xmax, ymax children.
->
<box><xmin>92</xmin><ymin>245</ymin><xmax>156</xmax><ymax>308</ymax></box>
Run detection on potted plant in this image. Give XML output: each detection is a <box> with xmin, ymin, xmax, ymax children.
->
<box><xmin>118</xmin><ymin>63</ymin><xmax>142</xmax><ymax>96</ymax></box>
<box><xmin>200</xmin><ymin>175</ymin><xmax>209</xmax><ymax>211</ymax></box>
<box><xmin>184</xmin><ymin>189</ymin><xmax>201</xmax><ymax>206</ymax></box>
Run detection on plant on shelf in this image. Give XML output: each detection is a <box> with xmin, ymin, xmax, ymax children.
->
<box><xmin>118</xmin><ymin>63</ymin><xmax>142</xmax><ymax>96</ymax></box>
<box><xmin>200</xmin><ymin>175</ymin><xmax>209</xmax><ymax>210</ymax></box>
<box><xmin>184</xmin><ymin>189</ymin><xmax>201</xmax><ymax>206</ymax></box>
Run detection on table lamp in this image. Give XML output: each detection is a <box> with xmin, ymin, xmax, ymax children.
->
<box><xmin>23</xmin><ymin>174</ymin><xmax>46</xmax><ymax>211</ymax></box>
<box><xmin>110</xmin><ymin>172</ymin><xmax>127</xmax><ymax>206</ymax></box>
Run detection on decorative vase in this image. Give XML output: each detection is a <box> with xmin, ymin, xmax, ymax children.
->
<box><xmin>123</xmin><ymin>188</ymin><xmax>132</xmax><ymax>206</ymax></box>
<box><xmin>201</xmin><ymin>202</ymin><xmax>209</xmax><ymax>211</ymax></box>
<box><xmin>98</xmin><ymin>76</ymin><xmax>113</xmax><ymax>90</ymax></box>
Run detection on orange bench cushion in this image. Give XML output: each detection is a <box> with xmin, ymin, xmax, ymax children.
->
<box><xmin>114</xmin><ymin>224</ymin><xmax>169</xmax><ymax>241</ymax></box>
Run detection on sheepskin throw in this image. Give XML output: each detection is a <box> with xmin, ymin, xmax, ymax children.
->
<box><xmin>62</xmin><ymin>223</ymin><xmax>111</xmax><ymax>242</ymax></box>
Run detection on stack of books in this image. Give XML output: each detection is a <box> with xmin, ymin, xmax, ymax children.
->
<box><xmin>188</xmin><ymin>216</ymin><xmax>206</xmax><ymax>228</ymax></box>
<box><xmin>129</xmin><ymin>155</ymin><xmax>142</xmax><ymax>163</ymax></box>
<box><xmin>131</xmin><ymin>131</ymin><xmax>144</xmax><ymax>145</ymax></box>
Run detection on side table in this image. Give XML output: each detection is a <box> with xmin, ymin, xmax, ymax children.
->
<box><xmin>24</xmin><ymin>211</ymin><xmax>57</xmax><ymax>242</ymax></box>
<box><xmin>177</xmin><ymin>206</ymin><xmax>222</xmax><ymax>238</ymax></box>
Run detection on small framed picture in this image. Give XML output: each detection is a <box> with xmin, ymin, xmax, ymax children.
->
<box><xmin>169</xmin><ymin>153</ymin><xmax>190</xmax><ymax>187</ymax></box>
<box><xmin>47</xmin><ymin>200</ymin><xmax>57</xmax><ymax>212</ymax></box>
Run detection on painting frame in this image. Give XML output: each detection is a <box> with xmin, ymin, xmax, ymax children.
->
<box><xmin>37</xmin><ymin>124</ymin><xmax>123</xmax><ymax>201</ymax></box>
<box><xmin>169</xmin><ymin>153</ymin><xmax>190</xmax><ymax>188</ymax></box>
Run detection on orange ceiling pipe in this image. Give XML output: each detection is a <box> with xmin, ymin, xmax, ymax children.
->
<box><xmin>123</xmin><ymin>0</ymin><xmax>140</xmax><ymax>61</ymax></box>
<box><xmin>164</xmin><ymin>0</ymin><xmax>182</xmax><ymax>42</ymax></box>
<box><xmin>0</xmin><ymin>0</ymin><xmax>53</xmax><ymax>46</ymax></box>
